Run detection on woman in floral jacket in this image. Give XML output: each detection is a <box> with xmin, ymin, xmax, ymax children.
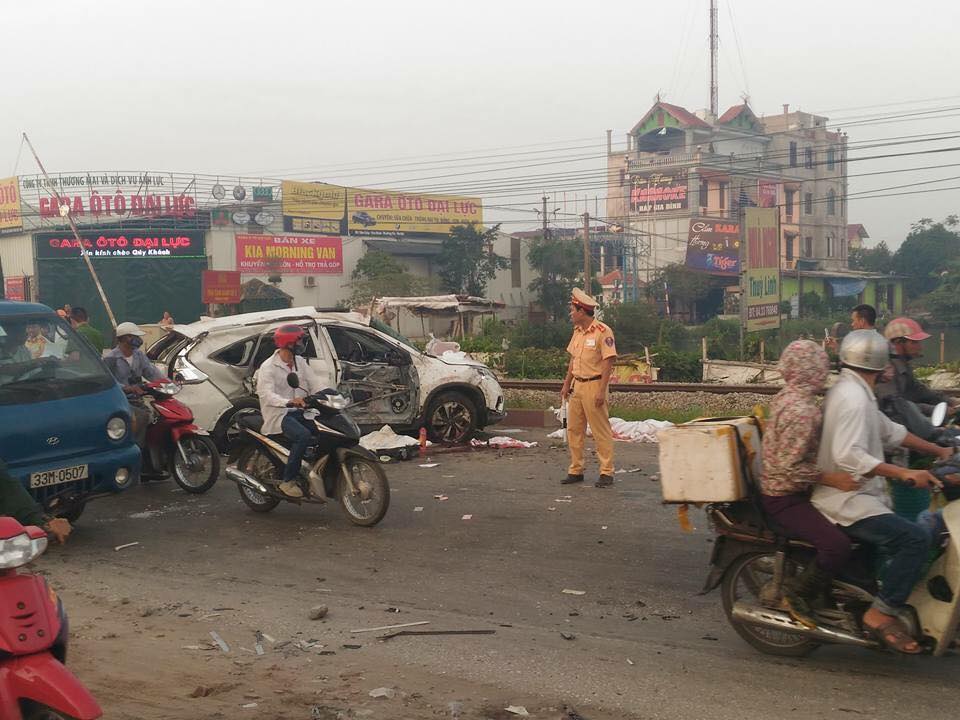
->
<box><xmin>760</xmin><ymin>339</ymin><xmax>859</xmax><ymax>628</ymax></box>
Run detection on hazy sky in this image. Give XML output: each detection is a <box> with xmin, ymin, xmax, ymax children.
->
<box><xmin>2</xmin><ymin>0</ymin><xmax>958</xmax><ymax>248</ymax></box>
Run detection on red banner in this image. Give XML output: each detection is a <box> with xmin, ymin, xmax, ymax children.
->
<box><xmin>202</xmin><ymin>270</ymin><xmax>241</xmax><ymax>305</ymax></box>
<box><xmin>235</xmin><ymin>234</ymin><xmax>343</xmax><ymax>275</ymax></box>
<box><xmin>3</xmin><ymin>277</ymin><xmax>25</xmax><ymax>301</ymax></box>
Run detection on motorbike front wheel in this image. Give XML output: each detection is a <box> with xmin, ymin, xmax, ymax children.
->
<box><xmin>22</xmin><ymin>702</ymin><xmax>79</xmax><ymax>720</ymax></box>
<box><xmin>171</xmin><ymin>435</ymin><xmax>221</xmax><ymax>494</ymax></box>
<box><xmin>236</xmin><ymin>446</ymin><xmax>282</xmax><ymax>513</ymax></box>
<box><xmin>720</xmin><ymin>552</ymin><xmax>821</xmax><ymax>657</ymax></box>
<box><xmin>338</xmin><ymin>457</ymin><xmax>390</xmax><ymax>527</ymax></box>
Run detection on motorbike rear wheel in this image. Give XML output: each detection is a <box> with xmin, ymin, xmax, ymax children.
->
<box><xmin>338</xmin><ymin>457</ymin><xmax>390</xmax><ymax>527</ymax></box>
<box><xmin>720</xmin><ymin>551</ymin><xmax>821</xmax><ymax>657</ymax></box>
<box><xmin>171</xmin><ymin>435</ymin><xmax>221</xmax><ymax>494</ymax></box>
<box><xmin>236</xmin><ymin>446</ymin><xmax>282</xmax><ymax>513</ymax></box>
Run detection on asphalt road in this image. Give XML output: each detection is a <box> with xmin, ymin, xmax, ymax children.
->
<box><xmin>37</xmin><ymin>430</ymin><xmax>960</xmax><ymax>719</ymax></box>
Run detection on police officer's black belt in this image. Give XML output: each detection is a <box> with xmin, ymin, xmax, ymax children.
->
<box><xmin>574</xmin><ymin>375</ymin><xmax>602</xmax><ymax>382</ymax></box>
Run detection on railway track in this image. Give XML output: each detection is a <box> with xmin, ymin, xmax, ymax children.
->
<box><xmin>499</xmin><ymin>379</ymin><xmax>782</xmax><ymax>395</ymax></box>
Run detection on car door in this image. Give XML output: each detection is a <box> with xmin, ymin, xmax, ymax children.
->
<box><xmin>321</xmin><ymin>324</ymin><xmax>419</xmax><ymax>427</ymax></box>
<box><xmin>249</xmin><ymin>323</ymin><xmax>336</xmax><ymax>393</ymax></box>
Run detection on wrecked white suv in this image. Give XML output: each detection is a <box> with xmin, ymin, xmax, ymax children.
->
<box><xmin>147</xmin><ymin>307</ymin><xmax>505</xmax><ymax>451</ymax></box>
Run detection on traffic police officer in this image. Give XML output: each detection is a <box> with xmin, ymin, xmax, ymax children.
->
<box><xmin>560</xmin><ymin>288</ymin><xmax>617</xmax><ymax>487</ymax></box>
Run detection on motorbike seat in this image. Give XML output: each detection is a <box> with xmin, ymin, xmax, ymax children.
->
<box><xmin>239</xmin><ymin>414</ymin><xmax>264</xmax><ymax>431</ymax></box>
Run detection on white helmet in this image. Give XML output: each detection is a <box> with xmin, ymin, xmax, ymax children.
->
<box><xmin>839</xmin><ymin>329</ymin><xmax>889</xmax><ymax>371</ymax></box>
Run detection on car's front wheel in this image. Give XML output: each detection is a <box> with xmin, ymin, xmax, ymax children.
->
<box><xmin>424</xmin><ymin>391</ymin><xmax>477</xmax><ymax>444</ymax></box>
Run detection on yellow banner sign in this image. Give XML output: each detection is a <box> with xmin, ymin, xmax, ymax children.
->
<box><xmin>743</xmin><ymin>208</ymin><xmax>781</xmax><ymax>332</ymax></box>
<box><xmin>0</xmin><ymin>177</ymin><xmax>23</xmax><ymax>231</ymax></box>
<box><xmin>347</xmin><ymin>188</ymin><xmax>482</xmax><ymax>237</ymax></box>
<box><xmin>281</xmin><ymin>180</ymin><xmax>346</xmax><ymax>234</ymax></box>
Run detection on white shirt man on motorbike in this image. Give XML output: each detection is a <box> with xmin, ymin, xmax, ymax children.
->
<box><xmin>254</xmin><ymin>325</ymin><xmax>321</xmax><ymax>498</ymax></box>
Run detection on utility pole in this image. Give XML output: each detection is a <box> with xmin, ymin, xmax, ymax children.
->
<box><xmin>583</xmin><ymin>212</ymin><xmax>591</xmax><ymax>290</ymax></box>
<box><xmin>22</xmin><ymin>133</ymin><xmax>118</xmax><ymax>329</ymax></box>
<box><xmin>541</xmin><ymin>195</ymin><xmax>549</xmax><ymax>239</ymax></box>
<box><xmin>709</xmin><ymin>0</ymin><xmax>719</xmax><ymax>118</ymax></box>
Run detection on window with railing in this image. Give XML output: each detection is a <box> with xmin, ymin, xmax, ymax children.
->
<box><xmin>804</xmin><ymin>147</ymin><xmax>814</xmax><ymax>169</ymax></box>
<box><xmin>827</xmin><ymin>146</ymin><xmax>836</xmax><ymax>170</ymax></box>
<box><xmin>719</xmin><ymin>182</ymin><xmax>727</xmax><ymax>210</ymax></box>
<box><xmin>804</xmin><ymin>236</ymin><xmax>813</xmax><ymax>257</ymax></box>
<box><xmin>785</xmin><ymin>190</ymin><xmax>795</xmax><ymax>218</ymax></box>
<box><xmin>789</xmin><ymin>142</ymin><xmax>798</xmax><ymax>167</ymax></box>
<box><xmin>804</xmin><ymin>193</ymin><xmax>813</xmax><ymax>214</ymax></box>
<box><xmin>827</xmin><ymin>189</ymin><xmax>836</xmax><ymax>215</ymax></box>
<box><xmin>699</xmin><ymin>179</ymin><xmax>709</xmax><ymax>208</ymax></box>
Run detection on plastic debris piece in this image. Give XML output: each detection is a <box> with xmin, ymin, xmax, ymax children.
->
<box><xmin>601</xmin><ymin>526</ymin><xmax>608</xmax><ymax>530</ymax></box>
<box><xmin>350</xmin><ymin>620</ymin><xmax>430</xmax><ymax>634</ymax></box>
<box><xmin>342</xmin><ymin>644</ymin><xmax>362</xmax><ymax>649</ymax></box>
<box><xmin>627</xmin><ymin>658</ymin><xmax>635</xmax><ymax>665</ymax></box>
<box><xmin>419</xmin><ymin>463</ymin><xmax>439</xmax><ymax>468</ymax></box>
<box><xmin>209</xmin><ymin>631</ymin><xmax>230</xmax><ymax>653</ymax></box>
<box><xmin>462</xmin><ymin>514</ymin><xmax>473</xmax><ymax>520</ymax></box>
<box><xmin>114</xmin><ymin>542</ymin><xmax>140</xmax><ymax>551</ymax></box>
<box><xmin>560</xmin><ymin>632</ymin><xmax>576</xmax><ymax>640</ymax></box>
<box><xmin>562</xmin><ymin>589</ymin><xmax>586</xmax><ymax>596</ymax></box>
<box><xmin>241</xmin><ymin>702</ymin><xmax>258</xmax><ymax>709</ymax></box>
<box><xmin>678</xmin><ymin>504</ymin><xmax>693</xmax><ymax>533</ymax></box>
<box><xmin>369</xmin><ymin>687</ymin><xmax>396</xmax><ymax>699</ymax></box>
<box><xmin>548</xmin><ymin>507</ymin><xmax>557</xmax><ymax>511</ymax></box>
<box><xmin>505</xmin><ymin>706</ymin><xmax>529</xmax><ymax>717</ymax></box>
<box><xmin>414</xmin><ymin>506</ymin><xmax>424</xmax><ymax>512</ymax></box>
<box><xmin>553</xmin><ymin>499</ymin><xmax>573</xmax><ymax>503</ymax></box>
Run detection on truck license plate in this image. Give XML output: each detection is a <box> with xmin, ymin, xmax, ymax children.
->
<box><xmin>30</xmin><ymin>464</ymin><xmax>88</xmax><ymax>488</ymax></box>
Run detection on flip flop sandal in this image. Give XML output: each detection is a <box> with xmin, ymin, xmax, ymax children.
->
<box><xmin>866</xmin><ymin>617</ymin><xmax>923</xmax><ymax>655</ymax></box>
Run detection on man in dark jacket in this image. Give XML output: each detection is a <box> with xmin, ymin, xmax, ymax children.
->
<box><xmin>0</xmin><ymin>460</ymin><xmax>71</xmax><ymax>544</ymax></box>
<box><xmin>877</xmin><ymin>317</ymin><xmax>952</xmax><ymax>412</ymax></box>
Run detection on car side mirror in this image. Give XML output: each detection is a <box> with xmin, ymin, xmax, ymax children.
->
<box><xmin>287</xmin><ymin>372</ymin><xmax>300</xmax><ymax>389</ymax></box>
<box><xmin>386</xmin><ymin>350</ymin><xmax>410</xmax><ymax>367</ymax></box>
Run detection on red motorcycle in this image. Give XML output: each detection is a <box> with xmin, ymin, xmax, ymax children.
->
<box><xmin>0</xmin><ymin>517</ymin><xmax>102</xmax><ymax>720</ymax></box>
<box><xmin>140</xmin><ymin>380</ymin><xmax>220</xmax><ymax>494</ymax></box>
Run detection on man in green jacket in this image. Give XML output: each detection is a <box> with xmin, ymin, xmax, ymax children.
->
<box><xmin>69</xmin><ymin>307</ymin><xmax>105</xmax><ymax>356</ymax></box>
<box><xmin>0</xmin><ymin>460</ymin><xmax>71</xmax><ymax>544</ymax></box>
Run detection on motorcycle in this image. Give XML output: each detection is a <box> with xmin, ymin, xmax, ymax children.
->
<box><xmin>0</xmin><ymin>517</ymin><xmax>102</xmax><ymax>719</ymax></box>
<box><xmin>703</xmin><ymin>459</ymin><xmax>960</xmax><ymax>657</ymax></box>
<box><xmin>225</xmin><ymin>372</ymin><xmax>390</xmax><ymax>526</ymax></box>
<box><xmin>138</xmin><ymin>379</ymin><xmax>220</xmax><ymax>494</ymax></box>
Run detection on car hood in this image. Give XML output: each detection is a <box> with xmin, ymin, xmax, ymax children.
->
<box><xmin>431</xmin><ymin>351</ymin><xmax>488</xmax><ymax>369</ymax></box>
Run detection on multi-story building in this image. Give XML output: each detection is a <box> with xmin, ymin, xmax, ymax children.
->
<box><xmin>604</xmin><ymin>100</ymin><xmax>903</xmax><ymax>315</ymax></box>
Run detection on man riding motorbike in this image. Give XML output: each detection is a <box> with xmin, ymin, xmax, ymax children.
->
<box><xmin>104</xmin><ymin>322</ymin><xmax>166</xmax><ymax>467</ymax></box>
<box><xmin>812</xmin><ymin>329</ymin><xmax>955</xmax><ymax>654</ymax></box>
<box><xmin>876</xmin><ymin>316</ymin><xmax>957</xmax><ymax>441</ymax></box>
<box><xmin>254</xmin><ymin>325</ymin><xmax>320</xmax><ymax>498</ymax></box>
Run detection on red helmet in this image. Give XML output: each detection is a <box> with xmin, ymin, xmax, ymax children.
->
<box><xmin>274</xmin><ymin>325</ymin><xmax>306</xmax><ymax>354</ymax></box>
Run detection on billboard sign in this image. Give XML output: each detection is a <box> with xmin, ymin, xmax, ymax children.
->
<box><xmin>346</xmin><ymin>189</ymin><xmax>482</xmax><ymax>236</ymax></box>
<box><xmin>35</xmin><ymin>229</ymin><xmax>206</xmax><ymax>260</ymax></box>
<box><xmin>685</xmin><ymin>218</ymin><xmax>739</xmax><ymax>275</ymax></box>
<box><xmin>743</xmin><ymin>208</ymin><xmax>781</xmax><ymax>332</ymax></box>
<box><xmin>0</xmin><ymin>177</ymin><xmax>23</xmax><ymax>232</ymax></box>
<box><xmin>202</xmin><ymin>270</ymin><xmax>242</xmax><ymax>304</ymax></box>
<box><xmin>280</xmin><ymin>180</ymin><xmax>346</xmax><ymax>234</ymax></box>
<box><xmin>3</xmin><ymin>277</ymin><xmax>25</xmax><ymax>301</ymax></box>
<box><xmin>629</xmin><ymin>169</ymin><xmax>688</xmax><ymax>214</ymax></box>
<box><xmin>235</xmin><ymin>234</ymin><xmax>343</xmax><ymax>275</ymax></box>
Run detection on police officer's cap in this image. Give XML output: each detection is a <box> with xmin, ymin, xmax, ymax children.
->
<box><xmin>571</xmin><ymin>288</ymin><xmax>598</xmax><ymax>311</ymax></box>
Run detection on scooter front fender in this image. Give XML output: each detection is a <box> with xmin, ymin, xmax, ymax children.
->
<box><xmin>170</xmin><ymin>424</ymin><xmax>207</xmax><ymax>443</ymax></box>
<box><xmin>908</xmin><ymin>498</ymin><xmax>960</xmax><ymax>656</ymax></box>
<box><xmin>0</xmin><ymin>652</ymin><xmax>102</xmax><ymax>719</ymax></box>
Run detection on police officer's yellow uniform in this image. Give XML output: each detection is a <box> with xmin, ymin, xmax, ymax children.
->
<box><xmin>565</xmin><ymin>288</ymin><xmax>617</xmax><ymax>483</ymax></box>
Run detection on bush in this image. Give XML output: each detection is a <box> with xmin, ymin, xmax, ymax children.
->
<box><xmin>603</xmin><ymin>302</ymin><xmax>660</xmax><ymax>352</ymax></box>
<box><xmin>652</xmin><ymin>345</ymin><xmax>702</xmax><ymax>382</ymax></box>
<box><xmin>503</xmin><ymin>348</ymin><xmax>569</xmax><ymax>379</ymax></box>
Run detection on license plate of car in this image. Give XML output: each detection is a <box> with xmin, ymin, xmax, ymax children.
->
<box><xmin>30</xmin><ymin>464</ymin><xmax>88</xmax><ymax>488</ymax></box>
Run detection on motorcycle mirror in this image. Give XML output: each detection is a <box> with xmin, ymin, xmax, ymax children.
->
<box><xmin>932</xmin><ymin>401</ymin><xmax>948</xmax><ymax>427</ymax></box>
<box><xmin>286</xmin><ymin>372</ymin><xmax>300</xmax><ymax>389</ymax></box>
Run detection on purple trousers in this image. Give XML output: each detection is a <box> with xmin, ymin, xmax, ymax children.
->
<box><xmin>761</xmin><ymin>493</ymin><xmax>852</xmax><ymax>574</ymax></box>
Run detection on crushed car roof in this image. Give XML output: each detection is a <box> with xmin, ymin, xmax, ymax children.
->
<box><xmin>170</xmin><ymin>306</ymin><xmax>369</xmax><ymax>338</ymax></box>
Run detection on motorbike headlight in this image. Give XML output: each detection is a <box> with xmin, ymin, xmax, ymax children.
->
<box><xmin>0</xmin><ymin>532</ymin><xmax>47</xmax><ymax>569</ymax></box>
<box><xmin>157</xmin><ymin>382</ymin><xmax>181</xmax><ymax>396</ymax></box>
<box><xmin>107</xmin><ymin>417</ymin><xmax>128</xmax><ymax>440</ymax></box>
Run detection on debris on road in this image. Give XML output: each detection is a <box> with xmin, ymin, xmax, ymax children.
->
<box><xmin>254</xmin><ymin>630</ymin><xmax>265</xmax><ymax>656</ymax></box>
<box><xmin>419</xmin><ymin>463</ymin><xmax>439</xmax><ymax>468</ymax></box>
<box><xmin>614</xmin><ymin>467</ymin><xmax>643</xmax><ymax>474</ymax></box>
<box><xmin>562</xmin><ymin>589</ymin><xmax>586</xmax><ymax>596</ymax></box>
<box><xmin>434</xmin><ymin>494</ymin><xmax>449</xmax><ymax>501</ymax></box>
<box><xmin>627</xmin><ymin>658</ymin><xmax>635</xmax><ymax>666</ymax></box>
<box><xmin>547</xmin><ymin>507</ymin><xmax>557</xmax><ymax>511</ymax></box>
<box><xmin>341</xmin><ymin>644</ymin><xmax>362</xmax><ymax>649</ymax></box>
<box><xmin>564</xmin><ymin>704</ymin><xmax>591</xmax><ymax>720</ymax></box>
<box><xmin>560</xmin><ymin>632</ymin><xmax>576</xmax><ymax>641</ymax></box>
<box><xmin>241</xmin><ymin>702</ymin><xmax>259</xmax><ymax>709</ymax></box>
<box><xmin>470</xmin><ymin>436</ymin><xmax>538</xmax><ymax>449</ymax></box>
<box><xmin>505</xmin><ymin>706</ymin><xmax>529</xmax><ymax>717</ymax></box>
<box><xmin>209</xmin><ymin>631</ymin><xmax>230</xmax><ymax>653</ymax></box>
<box><xmin>462</xmin><ymin>514</ymin><xmax>473</xmax><ymax>520</ymax></box>
<box><xmin>414</xmin><ymin>506</ymin><xmax>424</xmax><ymax>512</ymax></box>
<box><xmin>308</xmin><ymin>605</ymin><xmax>329</xmax><ymax>620</ymax></box>
<box><xmin>351</xmin><ymin>620</ymin><xmax>430</xmax><ymax>634</ymax></box>
<box><xmin>553</xmin><ymin>499</ymin><xmax>572</xmax><ymax>503</ymax></box>
<box><xmin>114</xmin><ymin>542</ymin><xmax>140</xmax><ymax>551</ymax></box>
<box><xmin>378</xmin><ymin>629</ymin><xmax>496</xmax><ymax>641</ymax></box>
<box><xmin>369</xmin><ymin>687</ymin><xmax>396</xmax><ymax>699</ymax></box>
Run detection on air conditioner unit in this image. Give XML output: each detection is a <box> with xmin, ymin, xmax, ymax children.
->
<box><xmin>303</xmin><ymin>276</ymin><xmax>317</xmax><ymax>288</ymax></box>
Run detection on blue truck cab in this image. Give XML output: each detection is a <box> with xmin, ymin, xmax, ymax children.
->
<box><xmin>0</xmin><ymin>301</ymin><xmax>140</xmax><ymax>520</ymax></box>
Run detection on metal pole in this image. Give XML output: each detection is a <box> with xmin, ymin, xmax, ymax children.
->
<box><xmin>22</xmin><ymin>133</ymin><xmax>118</xmax><ymax>329</ymax></box>
<box><xmin>583</xmin><ymin>212</ymin><xmax>591</xmax><ymax>290</ymax></box>
<box><xmin>709</xmin><ymin>0</ymin><xmax>719</xmax><ymax>118</ymax></box>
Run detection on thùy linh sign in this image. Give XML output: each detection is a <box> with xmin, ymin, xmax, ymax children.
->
<box><xmin>743</xmin><ymin>208</ymin><xmax>781</xmax><ymax>332</ymax></box>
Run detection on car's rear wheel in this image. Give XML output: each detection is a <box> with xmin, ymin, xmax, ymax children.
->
<box><xmin>213</xmin><ymin>398</ymin><xmax>261</xmax><ymax>453</ymax></box>
<box><xmin>424</xmin><ymin>391</ymin><xmax>477</xmax><ymax>444</ymax></box>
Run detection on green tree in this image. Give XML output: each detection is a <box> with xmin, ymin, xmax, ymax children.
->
<box><xmin>892</xmin><ymin>217</ymin><xmax>960</xmax><ymax>297</ymax></box>
<box><xmin>648</xmin><ymin>264</ymin><xmax>716</xmax><ymax>322</ymax></box>
<box><xmin>603</xmin><ymin>301</ymin><xmax>661</xmax><ymax>352</ymax></box>
<box><xmin>526</xmin><ymin>234</ymin><xmax>583</xmax><ymax>320</ymax></box>
<box><xmin>437</xmin><ymin>223</ymin><xmax>509</xmax><ymax>296</ymax></box>
<box><xmin>849</xmin><ymin>240</ymin><xmax>893</xmax><ymax>274</ymax></box>
<box><xmin>347</xmin><ymin>250</ymin><xmax>432</xmax><ymax>307</ymax></box>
